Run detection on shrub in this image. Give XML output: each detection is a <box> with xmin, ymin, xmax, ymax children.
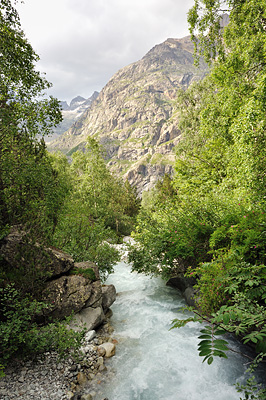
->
<box><xmin>0</xmin><ymin>284</ymin><xmax>84</xmax><ymax>375</ymax></box>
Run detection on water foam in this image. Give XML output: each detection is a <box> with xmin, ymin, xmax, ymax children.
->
<box><xmin>96</xmin><ymin>262</ymin><xmax>249</xmax><ymax>400</ymax></box>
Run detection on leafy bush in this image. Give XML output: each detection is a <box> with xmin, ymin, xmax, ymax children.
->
<box><xmin>70</xmin><ymin>267</ymin><xmax>97</xmax><ymax>281</ymax></box>
<box><xmin>0</xmin><ymin>285</ymin><xmax>84</xmax><ymax>375</ymax></box>
<box><xmin>94</xmin><ymin>242</ymin><xmax>120</xmax><ymax>279</ymax></box>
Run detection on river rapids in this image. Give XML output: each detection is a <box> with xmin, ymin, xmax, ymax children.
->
<box><xmin>96</xmin><ymin>260</ymin><xmax>258</xmax><ymax>400</ymax></box>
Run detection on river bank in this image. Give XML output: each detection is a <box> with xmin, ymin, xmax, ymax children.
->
<box><xmin>0</xmin><ymin>320</ymin><xmax>116</xmax><ymax>400</ymax></box>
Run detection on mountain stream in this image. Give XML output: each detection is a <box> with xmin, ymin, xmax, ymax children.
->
<box><xmin>96</xmin><ymin>260</ymin><xmax>257</xmax><ymax>400</ymax></box>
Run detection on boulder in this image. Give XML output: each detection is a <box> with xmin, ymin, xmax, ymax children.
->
<box><xmin>80</xmin><ymin>395</ymin><xmax>93</xmax><ymax>400</ymax></box>
<box><xmin>85</xmin><ymin>281</ymin><xmax>103</xmax><ymax>309</ymax></box>
<box><xmin>70</xmin><ymin>307</ymin><xmax>105</xmax><ymax>332</ymax></box>
<box><xmin>42</xmin><ymin>275</ymin><xmax>92</xmax><ymax>319</ymax></box>
<box><xmin>166</xmin><ymin>274</ymin><xmax>196</xmax><ymax>293</ymax></box>
<box><xmin>98</xmin><ymin>342</ymin><xmax>116</xmax><ymax>358</ymax></box>
<box><xmin>77</xmin><ymin>372</ymin><xmax>87</xmax><ymax>387</ymax></box>
<box><xmin>1</xmin><ymin>227</ymin><xmax>117</xmax><ymax>329</ymax></box>
<box><xmin>183</xmin><ymin>287</ymin><xmax>196</xmax><ymax>307</ymax></box>
<box><xmin>167</xmin><ymin>274</ymin><xmax>197</xmax><ymax>308</ymax></box>
<box><xmin>101</xmin><ymin>284</ymin><xmax>116</xmax><ymax>312</ymax></box>
<box><xmin>0</xmin><ymin>227</ymin><xmax>74</xmax><ymax>279</ymax></box>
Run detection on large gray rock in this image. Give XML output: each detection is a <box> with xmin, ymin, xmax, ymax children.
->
<box><xmin>1</xmin><ymin>227</ymin><xmax>117</xmax><ymax>328</ymax></box>
<box><xmin>167</xmin><ymin>274</ymin><xmax>197</xmax><ymax>307</ymax></box>
<box><xmin>102</xmin><ymin>284</ymin><xmax>116</xmax><ymax>312</ymax></box>
<box><xmin>70</xmin><ymin>307</ymin><xmax>105</xmax><ymax>331</ymax></box>
<box><xmin>0</xmin><ymin>227</ymin><xmax>74</xmax><ymax>279</ymax></box>
<box><xmin>85</xmin><ymin>281</ymin><xmax>103</xmax><ymax>309</ymax></box>
<box><xmin>42</xmin><ymin>275</ymin><xmax>92</xmax><ymax>319</ymax></box>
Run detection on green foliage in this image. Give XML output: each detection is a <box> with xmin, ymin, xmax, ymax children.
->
<box><xmin>0</xmin><ymin>0</ymin><xmax>63</xmax><ymax>240</ymax></box>
<box><xmin>235</xmin><ymin>354</ymin><xmax>266</xmax><ymax>400</ymax></box>
<box><xmin>197</xmin><ymin>325</ymin><xmax>229</xmax><ymax>365</ymax></box>
<box><xmin>0</xmin><ymin>285</ymin><xmax>84</xmax><ymax>374</ymax></box>
<box><xmin>94</xmin><ymin>242</ymin><xmax>120</xmax><ymax>279</ymax></box>
<box><xmin>52</xmin><ymin>141</ymin><xmax>139</xmax><ymax>278</ymax></box>
<box><xmin>70</xmin><ymin>267</ymin><xmax>97</xmax><ymax>281</ymax></box>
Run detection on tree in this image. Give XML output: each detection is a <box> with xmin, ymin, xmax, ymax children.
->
<box><xmin>52</xmin><ymin>139</ymin><xmax>140</xmax><ymax>277</ymax></box>
<box><xmin>0</xmin><ymin>0</ymin><xmax>62</xmax><ymax>239</ymax></box>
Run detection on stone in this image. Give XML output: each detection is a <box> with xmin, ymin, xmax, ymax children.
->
<box><xmin>97</xmin><ymin>356</ymin><xmax>104</xmax><ymax>365</ymax></box>
<box><xmin>166</xmin><ymin>274</ymin><xmax>196</xmax><ymax>293</ymax></box>
<box><xmin>85</xmin><ymin>281</ymin><xmax>103</xmax><ymax>308</ymax></box>
<box><xmin>77</xmin><ymin>372</ymin><xmax>87</xmax><ymax>386</ymax></box>
<box><xmin>42</xmin><ymin>275</ymin><xmax>92</xmax><ymax>319</ymax></box>
<box><xmin>70</xmin><ymin>306</ymin><xmax>105</xmax><ymax>331</ymax></box>
<box><xmin>98</xmin><ymin>342</ymin><xmax>116</xmax><ymax>358</ymax></box>
<box><xmin>98</xmin><ymin>364</ymin><xmax>107</xmax><ymax>372</ymax></box>
<box><xmin>101</xmin><ymin>284</ymin><xmax>116</xmax><ymax>312</ymax></box>
<box><xmin>81</xmin><ymin>394</ymin><xmax>93</xmax><ymax>400</ymax></box>
<box><xmin>0</xmin><ymin>227</ymin><xmax>74</xmax><ymax>280</ymax></box>
<box><xmin>84</xmin><ymin>330</ymin><xmax>97</xmax><ymax>342</ymax></box>
<box><xmin>184</xmin><ymin>287</ymin><xmax>196</xmax><ymax>307</ymax></box>
<box><xmin>97</xmin><ymin>346</ymin><xmax>106</xmax><ymax>357</ymax></box>
<box><xmin>88</xmin><ymin>373</ymin><xmax>95</xmax><ymax>380</ymax></box>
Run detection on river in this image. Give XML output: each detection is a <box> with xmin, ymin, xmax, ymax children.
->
<box><xmin>95</xmin><ymin>260</ymin><xmax>255</xmax><ymax>400</ymax></box>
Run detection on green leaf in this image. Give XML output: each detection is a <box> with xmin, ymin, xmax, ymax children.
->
<box><xmin>198</xmin><ymin>334</ymin><xmax>212</xmax><ymax>340</ymax></box>
<box><xmin>198</xmin><ymin>339</ymin><xmax>212</xmax><ymax>347</ymax></box>
<box><xmin>207</xmin><ymin>356</ymin><xmax>214</xmax><ymax>365</ymax></box>
<box><xmin>223</xmin><ymin>313</ymin><xmax>230</xmax><ymax>324</ymax></box>
<box><xmin>213</xmin><ymin>350</ymin><xmax>228</xmax><ymax>358</ymax></box>
<box><xmin>199</xmin><ymin>349</ymin><xmax>212</xmax><ymax>357</ymax></box>
<box><xmin>213</xmin><ymin>339</ymin><xmax>229</xmax><ymax>346</ymax></box>
<box><xmin>213</xmin><ymin>344</ymin><xmax>229</xmax><ymax>351</ymax></box>
<box><xmin>213</xmin><ymin>328</ymin><xmax>227</xmax><ymax>336</ymax></box>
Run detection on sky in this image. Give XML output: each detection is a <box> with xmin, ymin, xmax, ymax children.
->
<box><xmin>16</xmin><ymin>0</ymin><xmax>195</xmax><ymax>104</ymax></box>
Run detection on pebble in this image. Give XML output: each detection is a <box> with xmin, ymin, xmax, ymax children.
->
<box><xmin>0</xmin><ymin>325</ymin><xmax>116</xmax><ymax>400</ymax></box>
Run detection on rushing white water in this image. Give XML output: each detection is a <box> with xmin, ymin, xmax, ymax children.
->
<box><xmin>96</xmin><ymin>261</ymin><xmax>252</xmax><ymax>400</ymax></box>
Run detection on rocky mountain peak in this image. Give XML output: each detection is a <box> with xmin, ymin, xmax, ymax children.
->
<box><xmin>49</xmin><ymin>37</ymin><xmax>207</xmax><ymax>193</ymax></box>
<box><xmin>69</xmin><ymin>96</ymin><xmax>86</xmax><ymax>110</ymax></box>
<box><xmin>47</xmin><ymin>92</ymin><xmax>99</xmax><ymax>142</ymax></box>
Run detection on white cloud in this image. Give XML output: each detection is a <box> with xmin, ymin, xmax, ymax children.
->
<box><xmin>17</xmin><ymin>0</ymin><xmax>194</xmax><ymax>102</ymax></box>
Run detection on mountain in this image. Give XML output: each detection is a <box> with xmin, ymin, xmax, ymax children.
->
<box><xmin>45</xmin><ymin>92</ymin><xmax>99</xmax><ymax>142</ymax></box>
<box><xmin>48</xmin><ymin>36</ymin><xmax>208</xmax><ymax>192</ymax></box>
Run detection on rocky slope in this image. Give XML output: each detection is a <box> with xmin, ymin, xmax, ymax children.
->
<box><xmin>49</xmin><ymin>36</ymin><xmax>208</xmax><ymax>193</ymax></box>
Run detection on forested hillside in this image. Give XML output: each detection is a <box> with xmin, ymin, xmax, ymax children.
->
<box><xmin>129</xmin><ymin>0</ymin><xmax>266</xmax><ymax>396</ymax></box>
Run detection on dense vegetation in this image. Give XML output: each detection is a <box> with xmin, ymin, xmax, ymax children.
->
<box><xmin>0</xmin><ymin>0</ymin><xmax>139</xmax><ymax>373</ymax></box>
<box><xmin>129</xmin><ymin>0</ymin><xmax>266</xmax><ymax>397</ymax></box>
<box><xmin>51</xmin><ymin>139</ymin><xmax>140</xmax><ymax>278</ymax></box>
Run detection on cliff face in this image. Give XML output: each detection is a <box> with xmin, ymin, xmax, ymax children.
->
<box><xmin>49</xmin><ymin>36</ymin><xmax>207</xmax><ymax>193</ymax></box>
